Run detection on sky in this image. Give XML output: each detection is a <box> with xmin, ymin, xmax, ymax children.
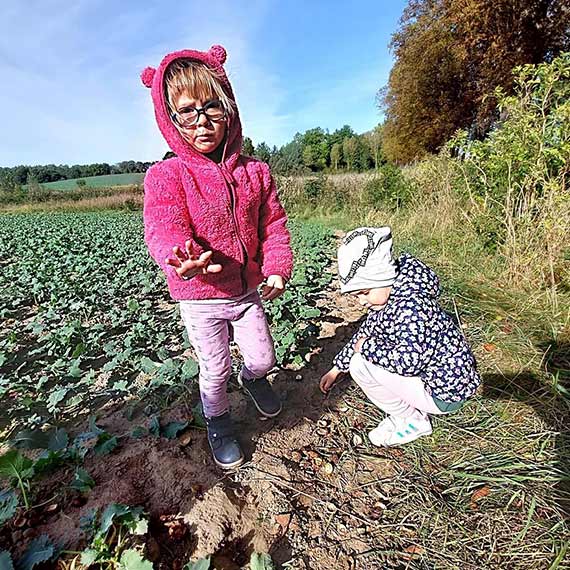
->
<box><xmin>0</xmin><ymin>0</ymin><xmax>407</xmax><ymax>167</ymax></box>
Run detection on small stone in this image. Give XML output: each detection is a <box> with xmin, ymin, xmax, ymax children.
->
<box><xmin>326</xmin><ymin>501</ymin><xmax>337</xmax><ymax>512</ymax></box>
<box><xmin>45</xmin><ymin>503</ymin><xmax>59</xmax><ymax>513</ymax></box>
<box><xmin>317</xmin><ymin>419</ymin><xmax>328</xmax><ymax>428</ymax></box>
<box><xmin>179</xmin><ymin>432</ymin><xmax>192</xmax><ymax>447</ymax></box>
<box><xmin>295</xmin><ymin>374</ymin><xmax>303</xmax><ymax>381</ymax></box>
<box><xmin>323</xmin><ymin>462</ymin><xmax>334</xmax><ymax>475</ymax></box>
<box><xmin>298</xmin><ymin>494</ymin><xmax>314</xmax><ymax>508</ymax></box>
<box><xmin>291</xmin><ymin>451</ymin><xmax>302</xmax><ymax>463</ymax></box>
<box><xmin>352</xmin><ymin>434</ymin><xmax>363</xmax><ymax>446</ymax></box>
<box><xmin>316</xmin><ymin>428</ymin><xmax>328</xmax><ymax>436</ymax></box>
<box><xmin>313</xmin><ymin>457</ymin><xmax>323</xmax><ymax>467</ymax></box>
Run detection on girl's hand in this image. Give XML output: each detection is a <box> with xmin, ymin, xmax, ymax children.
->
<box><xmin>261</xmin><ymin>275</ymin><xmax>285</xmax><ymax>301</ymax></box>
<box><xmin>165</xmin><ymin>240</ymin><xmax>223</xmax><ymax>280</ymax></box>
<box><xmin>354</xmin><ymin>336</ymin><xmax>368</xmax><ymax>353</ymax></box>
<box><xmin>320</xmin><ymin>366</ymin><xmax>342</xmax><ymax>393</ymax></box>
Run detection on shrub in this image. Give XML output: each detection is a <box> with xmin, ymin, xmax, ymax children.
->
<box><xmin>365</xmin><ymin>163</ymin><xmax>415</xmax><ymax>211</ymax></box>
<box><xmin>303</xmin><ymin>175</ymin><xmax>327</xmax><ymax>202</ymax></box>
<box><xmin>447</xmin><ymin>53</ymin><xmax>570</xmax><ymax>287</ymax></box>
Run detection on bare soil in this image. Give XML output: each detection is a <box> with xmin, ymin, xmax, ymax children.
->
<box><xmin>3</xmin><ymin>274</ymin><xmax>411</xmax><ymax>569</ymax></box>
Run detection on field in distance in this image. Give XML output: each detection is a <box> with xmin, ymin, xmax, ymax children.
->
<box><xmin>36</xmin><ymin>172</ymin><xmax>145</xmax><ymax>190</ymax></box>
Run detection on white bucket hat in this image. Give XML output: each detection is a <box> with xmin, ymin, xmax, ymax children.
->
<box><xmin>337</xmin><ymin>227</ymin><xmax>397</xmax><ymax>293</ymax></box>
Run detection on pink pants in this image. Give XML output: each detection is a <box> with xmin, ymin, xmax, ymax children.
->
<box><xmin>349</xmin><ymin>353</ymin><xmax>445</xmax><ymax>419</ymax></box>
<box><xmin>179</xmin><ymin>291</ymin><xmax>276</xmax><ymax>418</ymax></box>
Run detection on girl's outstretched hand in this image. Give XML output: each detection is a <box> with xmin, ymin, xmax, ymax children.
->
<box><xmin>320</xmin><ymin>366</ymin><xmax>342</xmax><ymax>394</ymax></box>
<box><xmin>165</xmin><ymin>240</ymin><xmax>223</xmax><ymax>280</ymax></box>
<box><xmin>261</xmin><ymin>275</ymin><xmax>285</xmax><ymax>301</ymax></box>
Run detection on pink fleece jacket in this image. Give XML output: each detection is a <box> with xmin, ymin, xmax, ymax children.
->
<box><xmin>140</xmin><ymin>45</ymin><xmax>293</xmax><ymax>301</ymax></box>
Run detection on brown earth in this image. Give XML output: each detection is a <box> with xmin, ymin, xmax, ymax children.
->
<box><xmin>1</xmin><ymin>277</ymin><xmax>409</xmax><ymax>569</ymax></box>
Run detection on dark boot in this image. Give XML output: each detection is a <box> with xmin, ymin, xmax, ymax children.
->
<box><xmin>206</xmin><ymin>412</ymin><xmax>244</xmax><ymax>469</ymax></box>
<box><xmin>238</xmin><ymin>372</ymin><xmax>282</xmax><ymax>418</ymax></box>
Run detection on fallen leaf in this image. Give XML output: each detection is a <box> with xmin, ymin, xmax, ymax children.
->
<box><xmin>483</xmin><ymin>343</ymin><xmax>496</xmax><ymax>353</ymax></box>
<box><xmin>275</xmin><ymin>513</ymin><xmax>291</xmax><ymax>533</ymax></box>
<box><xmin>470</xmin><ymin>485</ymin><xmax>491</xmax><ymax>509</ymax></box>
<box><xmin>298</xmin><ymin>494</ymin><xmax>314</xmax><ymax>508</ymax></box>
<box><xmin>402</xmin><ymin>545</ymin><xmax>425</xmax><ymax>560</ymax></box>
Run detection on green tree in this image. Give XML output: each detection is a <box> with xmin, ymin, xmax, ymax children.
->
<box><xmin>242</xmin><ymin>137</ymin><xmax>254</xmax><ymax>156</ymax></box>
<box><xmin>300</xmin><ymin>128</ymin><xmax>330</xmax><ymax>171</ymax></box>
<box><xmin>342</xmin><ymin>137</ymin><xmax>358</xmax><ymax>171</ymax></box>
<box><xmin>381</xmin><ymin>0</ymin><xmax>570</xmax><ymax>163</ymax></box>
<box><xmin>363</xmin><ymin>124</ymin><xmax>385</xmax><ymax>170</ymax></box>
<box><xmin>330</xmin><ymin>143</ymin><xmax>342</xmax><ymax>170</ymax></box>
<box><xmin>254</xmin><ymin>142</ymin><xmax>271</xmax><ymax>163</ymax></box>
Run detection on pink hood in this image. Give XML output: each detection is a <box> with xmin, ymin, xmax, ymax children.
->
<box><xmin>140</xmin><ymin>45</ymin><xmax>242</xmax><ymax>168</ymax></box>
<box><xmin>140</xmin><ymin>45</ymin><xmax>293</xmax><ymax>301</ymax></box>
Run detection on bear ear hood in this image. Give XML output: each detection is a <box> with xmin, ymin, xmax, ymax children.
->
<box><xmin>140</xmin><ymin>45</ymin><xmax>242</xmax><ymax>165</ymax></box>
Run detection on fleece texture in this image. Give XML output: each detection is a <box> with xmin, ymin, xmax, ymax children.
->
<box><xmin>141</xmin><ymin>45</ymin><xmax>293</xmax><ymax>300</ymax></box>
<box><xmin>334</xmin><ymin>254</ymin><xmax>481</xmax><ymax>403</ymax></box>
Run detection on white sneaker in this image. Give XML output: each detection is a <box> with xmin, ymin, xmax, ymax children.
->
<box><xmin>369</xmin><ymin>414</ymin><xmax>432</xmax><ymax>447</ymax></box>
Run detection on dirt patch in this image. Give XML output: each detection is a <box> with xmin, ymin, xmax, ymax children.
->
<box><xmin>1</xmin><ymin>277</ymin><xmax>400</xmax><ymax>569</ymax></box>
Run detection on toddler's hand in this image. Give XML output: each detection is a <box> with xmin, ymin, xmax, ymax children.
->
<box><xmin>261</xmin><ymin>275</ymin><xmax>285</xmax><ymax>301</ymax></box>
<box><xmin>320</xmin><ymin>366</ymin><xmax>341</xmax><ymax>394</ymax></box>
<box><xmin>354</xmin><ymin>337</ymin><xmax>368</xmax><ymax>353</ymax></box>
<box><xmin>165</xmin><ymin>240</ymin><xmax>223</xmax><ymax>280</ymax></box>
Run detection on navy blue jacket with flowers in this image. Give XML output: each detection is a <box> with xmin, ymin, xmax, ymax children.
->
<box><xmin>334</xmin><ymin>254</ymin><xmax>481</xmax><ymax>403</ymax></box>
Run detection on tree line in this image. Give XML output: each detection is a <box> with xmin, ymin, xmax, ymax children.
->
<box><xmin>381</xmin><ymin>0</ymin><xmax>570</xmax><ymax>163</ymax></box>
<box><xmin>1</xmin><ymin>124</ymin><xmax>384</xmax><ymax>191</ymax></box>
<box><xmin>0</xmin><ymin>161</ymin><xmax>153</xmax><ymax>187</ymax></box>
<box><xmin>243</xmin><ymin>124</ymin><xmax>384</xmax><ymax>175</ymax></box>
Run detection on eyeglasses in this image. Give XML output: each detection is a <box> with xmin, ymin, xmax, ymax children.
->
<box><xmin>171</xmin><ymin>100</ymin><xmax>226</xmax><ymax>128</ymax></box>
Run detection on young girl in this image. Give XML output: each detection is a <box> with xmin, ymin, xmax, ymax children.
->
<box><xmin>140</xmin><ymin>45</ymin><xmax>293</xmax><ymax>469</ymax></box>
<box><xmin>320</xmin><ymin>227</ymin><xmax>480</xmax><ymax>446</ymax></box>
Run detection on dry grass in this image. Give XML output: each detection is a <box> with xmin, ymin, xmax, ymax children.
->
<box><xmin>0</xmin><ymin>186</ymin><xmax>143</xmax><ymax>213</ymax></box>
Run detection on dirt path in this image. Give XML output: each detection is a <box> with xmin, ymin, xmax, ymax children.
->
<box><xmin>5</xmin><ymin>270</ymin><xmax>408</xmax><ymax>569</ymax></box>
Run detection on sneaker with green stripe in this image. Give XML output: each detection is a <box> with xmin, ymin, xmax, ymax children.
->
<box><xmin>369</xmin><ymin>413</ymin><xmax>432</xmax><ymax>447</ymax></box>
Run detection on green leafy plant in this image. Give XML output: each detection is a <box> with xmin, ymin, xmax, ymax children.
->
<box><xmin>250</xmin><ymin>552</ymin><xmax>275</xmax><ymax>570</ymax></box>
<box><xmin>77</xmin><ymin>503</ymin><xmax>151</xmax><ymax>569</ymax></box>
<box><xmin>70</xmin><ymin>468</ymin><xmax>96</xmax><ymax>494</ymax></box>
<box><xmin>183</xmin><ymin>558</ymin><xmax>211</xmax><ymax>570</ymax></box>
<box><xmin>0</xmin><ymin>450</ymin><xmax>34</xmax><ymax>510</ymax></box>
<box><xmin>0</xmin><ymin>489</ymin><xmax>18</xmax><ymax>525</ymax></box>
<box><xmin>0</xmin><ymin>535</ymin><xmax>57</xmax><ymax>570</ymax></box>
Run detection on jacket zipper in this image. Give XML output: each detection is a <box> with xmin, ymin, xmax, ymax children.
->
<box><xmin>218</xmin><ymin>165</ymin><xmax>248</xmax><ymax>295</ymax></box>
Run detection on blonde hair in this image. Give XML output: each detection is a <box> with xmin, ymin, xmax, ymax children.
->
<box><xmin>163</xmin><ymin>59</ymin><xmax>236</xmax><ymax>119</ymax></box>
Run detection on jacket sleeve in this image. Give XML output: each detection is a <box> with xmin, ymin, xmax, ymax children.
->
<box><xmin>360</xmin><ymin>305</ymin><xmax>434</xmax><ymax>376</ymax></box>
<box><xmin>333</xmin><ymin>314</ymin><xmax>375</xmax><ymax>373</ymax></box>
<box><xmin>143</xmin><ymin>164</ymin><xmax>200</xmax><ymax>279</ymax></box>
<box><xmin>257</xmin><ymin>163</ymin><xmax>293</xmax><ymax>281</ymax></box>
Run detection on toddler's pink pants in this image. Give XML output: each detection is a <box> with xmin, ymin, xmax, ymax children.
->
<box><xmin>349</xmin><ymin>353</ymin><xmax>445</xmax><ymax>420</ymax></box>
<box><xmin>180</xmin><ymin>291</ymin><xmax>276</xmax><ymax>418</ymax></box>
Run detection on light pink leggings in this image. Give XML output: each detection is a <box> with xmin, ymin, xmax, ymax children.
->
<box><xmin>180</xmin><ymin>291</ymin><xmax>276</xmax><ymax>418</ymax></box>
<box><xmin>349</xmin><ymin>353</ymin><xmax>445</xmax><ymax>420</ymax></box>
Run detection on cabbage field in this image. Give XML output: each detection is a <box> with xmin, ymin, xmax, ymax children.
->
<box><xmin>0</xmin><ymin>212</ymin><xmax>333</xmax><ymax>567</ymax></box>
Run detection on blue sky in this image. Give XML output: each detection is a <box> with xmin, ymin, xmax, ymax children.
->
<box><xmin>0</xmin><ymin>0</ymin><xmax>407</xmax><ymax>167</ymax></box>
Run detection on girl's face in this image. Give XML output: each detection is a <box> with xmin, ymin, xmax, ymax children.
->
<box><xmin>172</xmin><ymin>92</ymin><xmax>227</xmax><ymax>155</ymax></box>
<box><xmin>353</xmin><ymin>286</ymin><xmax>392</xmax><ymax>310</ymax></box>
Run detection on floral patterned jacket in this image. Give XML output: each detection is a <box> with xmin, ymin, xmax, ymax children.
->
<box><xmin>334</xmin><ymin>254</ymin><xmax>481</xmax><ymax>403</ymax></box>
